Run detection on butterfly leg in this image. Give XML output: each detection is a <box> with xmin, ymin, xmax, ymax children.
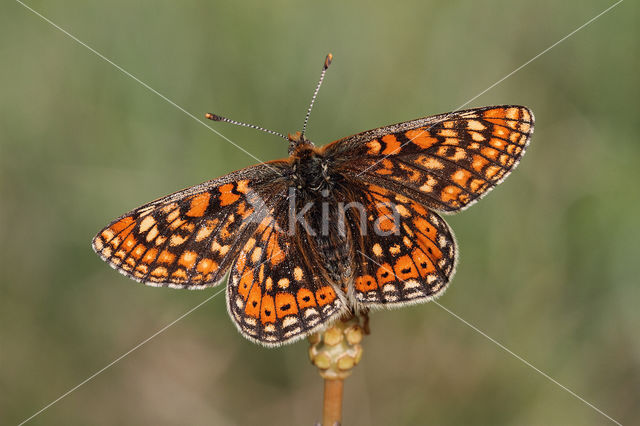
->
<box><xmin>361</xmin><ymin>308</ymin><xmax>370</xmax><ymax>335</ymax></box>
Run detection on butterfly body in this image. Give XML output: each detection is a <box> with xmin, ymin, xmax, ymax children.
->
<box><xmin>93</xmin><ymin>105</ymin><xmax>534</xmax><ymax>346</ymax></box>
<box><xmin>282</xmin><ymin>141</ymin><xmax>355</xmax><ymax>306</ymax></box>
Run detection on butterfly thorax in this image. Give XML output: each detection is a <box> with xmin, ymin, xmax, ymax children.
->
<box><xmin>289</xmin><ymin>143</ymin><xmax>336</xmax><ymax>194</ymax></box>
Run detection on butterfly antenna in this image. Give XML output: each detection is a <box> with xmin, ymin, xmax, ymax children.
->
<box><xmin>301</xmin><ymin>53</ymin><xmax>333</xmax><ymax>138</ymax></box>
<box><xmin>205</xmin><ymin>113</ymin><xmax>288</xmax><ymax>141</ymax></box>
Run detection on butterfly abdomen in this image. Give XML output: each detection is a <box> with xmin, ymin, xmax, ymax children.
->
<box><xmin>315</xmin><ymin>223</ymin><xmax>353</xmax><ymax>281</ymax></box>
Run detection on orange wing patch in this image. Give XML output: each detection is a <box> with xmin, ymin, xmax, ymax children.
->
<box><xmin>275</xmin><ymin>292</ymin><xmax>299</xmax><ymax>318</ymax></box>
<box><xmin>406</xmin><ymin>128</ymin><xmax>438</xmax><ymax>149</ymax></box>
<box><xmin>260</xmin><ymin>295</ymin><xmax>276</xmax><ymax>324</ymax></box>
<box><xmin>219</xmin><ymin>183</ymin><xmax>240</xmax><ymax>206</ymax></box>
<box><xmin>296</xmin><ymin>288</ymin><xmax>317</xmax><ymax>309</ymax></box>
<box><xmin>355</xmin><ymin>275</ymin><xmax>378</xmax><ymax>292</ymax></box>
<box><xmin>315</xmin><ymin>286</ymin><xmax>337</xmax><ymax>306</ymax></box>
<box><xmin>381</xmin><ymin>134</ymin><xmax>402</xmax><ymax>155</ymax></box>
<box><xmin>185</xmin><ymin>193</ymin><xmax>210</xmax><ymax>217</ymax></box>
<box><xmin>245</xmin><ymin>283</ymin><xmax>262</xmax><ymax>318</ymax></box>
<box><xmin>109</xmin><ymin>216</ymin><xmax>135</xmax><ymax>235</ymax></box>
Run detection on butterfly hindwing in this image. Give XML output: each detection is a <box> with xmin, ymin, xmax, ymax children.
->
<box><xmin>343</xmin><ymin>183</ymin><xmax>456</xmax><ymax>307</ymax></box>
<box><xmin>325</xmin><ymin>105</ymin><xmax>534</xmax><ymax>213</ymax></box>
<box><xmin>92</xmin><ymin>162</ymin><xmax>289</xmax><ymax>288</ymax></box>
<box><xmin>227</xmin><ymin>205</ymin><xmax>346</xmax><ymax>346</ymax></box>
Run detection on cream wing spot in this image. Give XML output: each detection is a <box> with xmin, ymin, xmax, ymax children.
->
<box><xmin>146</xmin><ymin>225</ymin><xmax>159</xmax><ymax>242</ymax></box>
<box><xmin>195</xmin><ymin>225</ymin><xmax>214</xmax><ymax>242</ymax></box>
<box><xmin>170</xmin><ymin>234</ymin><xmax>189</xmax><ymax>246</ymax></box>
<box><xmin>101</xmin><ymin>229</ymin><xmax>114</xmax><ymax>241</ymax></box>
<box><xmin>451</xmin><ymin>149</ymin><xmax>466</xmax><ymax>161</ymax></box>
<box><xmin>506</xmin><ymin>107</ymin><xmax>519</xmax><ymax>120</ymax></box>
<box><xmin>438</xmin><ymin>129</ymin><xmax>457</xmax><ymax>137</ymax></box>
<box><xmin>467</xmin><ymin>120</ymin><xmax>486</xmax><ymax>130</ymax></box>
<box><xmin>211</xmin><ymin>240</ymin><xmax>230</xmax><ymax>256</ymax></box>
<box><xmin>419</xmin><ymin>175</ymin><xmax>437</xmax><ymax>193</ymax></box>
<box><xmin>403</xmin><ymin>279</ymin><xmax>421</xmax><ymax>290</ymax></box>
<box><xmin>416</xmin><ymin>157</ymin><xmax>444</xmax><ymax>169</ymax></box>
<box><xmin>278</xmin><ymin>278</ymin><xmax>290</xmax><ymax>289</ymax></box>
<box><xmin>244</xmin><ymin>238</ymin><xmax>256</xmax><ymax>251</ymax></box>
<box><xmin>139</xmin><ymin>216</ymin><xmax>156</xmax><ymax>233</ymax></box>
<box><xmin>395</xmin><ymin>204</ymin><xmax>410</xmax><ymax>217</ymax></box>
<box><xmin>251</xmin><ymin>247</ymin><xmax>263</xmax><ymax>263</ymax></box>
<box><xmin>166</xmin><ymin>208</ymin><xmax>180</xmax><ymax>223</ymax></box>
<box><xmin>470</xmin><ymin>131</ymin><xmax>485</xmax><ymax>142</ymax></box>
<box><xmin>93</xmin><ymin>238</ymin><xmax>104</xmax><ymax>250</ymax></box>
<box><xmin>283</xmin><ymin>317</ymin><xmax>298</xmax><ymax>328</ymax></box>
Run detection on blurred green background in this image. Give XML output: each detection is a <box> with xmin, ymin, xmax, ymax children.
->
<box><xmin>2</xmin><ymin>1</ymin><xmax>638</xmax><ymax>424</ymax></box>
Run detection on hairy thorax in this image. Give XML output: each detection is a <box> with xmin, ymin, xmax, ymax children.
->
<box><xmin>290</xmin><ymin>145</ymin><xmax>334</xmax><ymax>194</ymax></box>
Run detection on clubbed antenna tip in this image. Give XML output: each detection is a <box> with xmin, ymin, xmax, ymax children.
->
<box><xmin>301</xmin><ymin>53</ymin><xmax>333</xmax><ymax>137</ymax></box>
<box><xmin>324</xmin><ymin>53</ymin><xmax>333</xmax><ymax>70</ymax></box>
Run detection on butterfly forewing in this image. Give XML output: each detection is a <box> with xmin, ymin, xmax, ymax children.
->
<box><xmin>92</xmin><ymin>162</ymin><xmax>289</xmax><ymax>288</ymax></box>
<box><xmin>326</xmin><ymin>105</ymin><xmax>534</xmax><ymax>212</ymax></box>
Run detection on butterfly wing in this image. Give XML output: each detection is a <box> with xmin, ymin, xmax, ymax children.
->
<box><xmin>323</xmin><ymin>105</ymin><xmax>534</xmax><ymax>213</ymax></box>
<box><xmin>92</xmin><ymin>161</ymin><xmax>290</xmax><ymax>288</ymax></box>
<box><xmin>339</xmin><ymin>182</ymin><xmax>456</xmax><ymax>307</ymax></box>
<box><xmin>323</xmin><ymin>105</ymin><xmax>532</xmax><ymax>307</ymax></box>
<box><xmin>227</xmin><ymin>201</ymin><xmax>347</xmax><ymax>346</ymax></box>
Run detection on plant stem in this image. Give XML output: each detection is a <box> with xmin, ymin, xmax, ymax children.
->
<box><xmin>323</xmin><ymin>378</ymin><xmax>344</xmax><ymax>426</ymax></box>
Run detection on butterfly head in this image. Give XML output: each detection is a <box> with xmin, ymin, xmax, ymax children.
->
<box><xmin>287</xmin><ymin>131</ymin><xmax>314</xmax><ymax>155</ymax></box>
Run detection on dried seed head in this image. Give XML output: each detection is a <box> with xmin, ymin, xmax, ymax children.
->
<box><xmin>308</xmin><ymin>316</ymin><xmax>364</xmax><ymax>380</ymax></box>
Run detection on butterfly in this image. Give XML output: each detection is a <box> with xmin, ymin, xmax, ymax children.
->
<box><xmin>92</xmin><ymin>54</ymin><xmax>534</xmax><ymax>346</ymax></box>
